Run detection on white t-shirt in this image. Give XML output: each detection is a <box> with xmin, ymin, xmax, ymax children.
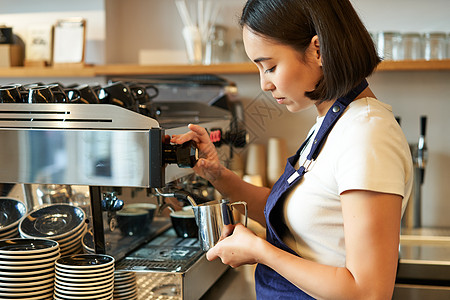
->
<box><xmin>282</xmin><ymin>97</ymin><xmax>413</xmax><ymax>267</ymax></box>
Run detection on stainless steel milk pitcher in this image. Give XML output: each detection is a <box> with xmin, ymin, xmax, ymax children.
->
<box><xmin>193</xmin><ymin>199</ymin><xmax>248</xmax><ymax>251</ymax></box>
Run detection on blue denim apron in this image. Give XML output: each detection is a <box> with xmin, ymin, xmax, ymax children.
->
<box><xmin>255</xmin><ymin>79</ymin><xmax>369</xmax><ymax>299</ymax></box>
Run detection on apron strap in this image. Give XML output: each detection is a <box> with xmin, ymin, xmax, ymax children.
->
<box><xmin>308</xmin><ymin>79</ymin><xmax>368</xmax><ymax>161</ymax></box>
<box><xmin>287</xmin><ymin>79</ymin><xmax>368</xmax><ymax>185</ymax></box>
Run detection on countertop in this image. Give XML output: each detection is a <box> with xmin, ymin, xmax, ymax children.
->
<box><xmin>397</xmin><ymin>227</ymin><xmax>450</xmax><ymax>283</ymax></box>
<box><xmin>200</xmin><ymin>228</ymin><xmax>450</xmax><ymax>300</ymax></box>
<box><xmin>201</xmin><ymin>264</ymin><xmax>257</xmax><ymax>300</ymax></box>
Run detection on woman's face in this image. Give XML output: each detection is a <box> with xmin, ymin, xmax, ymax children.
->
<box><xmin>243</xmin><ymin>26</ymin><xmax>323</xmax><ymax>113</ymax></box>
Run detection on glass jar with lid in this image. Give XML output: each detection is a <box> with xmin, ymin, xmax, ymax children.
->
<box><xmin>423</xmin><ymin>32</ymin><xmax>447</xmax><ymax>60</ymax></box>
<box><xmin>402</xmin><ymin>32</ymin><xmax>423</xmax><ymax>60</ymax></box>
<box><xmin>204</xmin><ymin>25</ymin><xmax>228</xmax><ymax>65</ymax></box>
<box><xmin>377</xmin><ymin>31</ymin><xmax>402</xmax><ymax>61</ymax></box>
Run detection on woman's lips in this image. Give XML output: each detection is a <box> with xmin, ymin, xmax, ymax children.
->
<box><xmin>275</xmin><ymin>97</ymin><xmax>285</xmax><ymax>104</ymax></box>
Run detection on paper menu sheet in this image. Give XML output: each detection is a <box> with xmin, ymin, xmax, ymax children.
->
<box><xmin>26</xmin><ymin>24</ymin><xmax>53</xmax><ymax>62</ymax></box>
<box><xmin>53</xmin><ymin>19</ymin><xmax>86</xmax><ymax>64</ymax></box>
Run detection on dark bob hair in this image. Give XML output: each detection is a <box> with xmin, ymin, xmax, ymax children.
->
<box><xmin>240</xmin><ymin>0</ymin><xmax>381</xmax><ymax>101</ymax></box>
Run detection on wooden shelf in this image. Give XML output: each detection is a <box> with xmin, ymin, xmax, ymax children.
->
<box><xmin>1</xmin><ymin>60</ymin><xmax>450</xmax><ymax>78</ymax></box>
<box><xmin>376</xmin><ymin>59</ymin><xmax>450</xmax><ymax>71</ymax></box>
<box><xmin>0</xmin><ymin>66</ymin><xmax>97</xmax><ymax>78</ymax></box>
<box><xmin>94</xmin><ymin>62</ymin><xmax>258</xmax><ymax>76</ymax></box>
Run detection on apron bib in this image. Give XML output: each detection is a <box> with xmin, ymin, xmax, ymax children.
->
<box><xmin>255</xmin><ymin>80</ymin><xmax>368</xmax><ymax>299</ymax></box>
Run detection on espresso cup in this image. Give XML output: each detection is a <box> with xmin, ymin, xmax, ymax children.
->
<box><xmin>128</xmin><ymin>83</ymin><xmax>159</xmax><ymax>104</ymax></box>
<box><xmin>170</xmin><ymin>208</ymin><xmax>198</xmax><ymax>238</ymax></box>
<box><xmin>98</xmin><ymin>81</ymin><xmax>137</xmax><ymax>111</ymax></box>
<box><xmin>64</xmin><ymin>88</ymin><xmax>85</xmax><ymax>104</ymax></box>
<box><xmin>0</xmin><ymin>85</ymin><xmax>23</xmax><ymax>103</ymax></box>
<box><xmin>126</xmin><ymin>203</ymin><xmax>157</xmax><ymax>228</ymax></box>
<box><xmin>47</xmin><ymin>83</ymin><xmax>69</xmax><ymax>103</ymax></box>
<box><xmin>25</xmin><ymin>86</ymin><xmax>54</xmax><ymax>103</ymax></box>
<box><xmin>23</xmin><ymin>82</ymin><xmax>45</xmax><ymax>89</ymax></box>
<box><xmin>116</xmin><ymin>207</ymin><xmax>149</xmax><ymax>236</ymax></box>
<box><xmin>75</xmin><ymin>84</ymin><xmax>99</xmax><ymax>104</ymax></box>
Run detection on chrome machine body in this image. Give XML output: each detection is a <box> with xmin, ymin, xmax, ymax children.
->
<box><xmin>0</xmin><ymin>76</ymin><xmax>244</xmax><ymax>299</ymax></box>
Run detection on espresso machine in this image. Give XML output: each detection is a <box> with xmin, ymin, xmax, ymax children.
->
<box><xmin>0</xmin><ymin>75</ymin><xmax>247</xmax><ymax>299</ymax></box>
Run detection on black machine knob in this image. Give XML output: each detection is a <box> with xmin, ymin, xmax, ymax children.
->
<box><xmin>210</xmin><ymin>128</ymin><xmax>249</xmax><ymax>148</ymax></box>
<box><xmin>225</xmin><ymin>128</ymin><xmax>248</xmax><ymax>148</ymax></box>
<box><xmin>163</xmin><ymin>141</ymin><xmax>199</xmax><ymax>168</ymax></box>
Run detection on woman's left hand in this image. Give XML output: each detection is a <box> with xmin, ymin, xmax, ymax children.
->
<box><xmin>206</xmin><ymin>223</ymin><xmax>262</xmax><ymax>268</ymax></box>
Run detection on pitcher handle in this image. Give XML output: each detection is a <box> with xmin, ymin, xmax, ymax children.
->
<box><xmin>231</xmin><ymin>201</ymin><xmax>248</xmax><ymax>227</ymax></box>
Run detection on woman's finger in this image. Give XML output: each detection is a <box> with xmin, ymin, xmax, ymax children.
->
<box><xmin>188</xmin><ymin>124</ymin><xmax>212</xmax><ymax>143</ymax></box>
<box><xmin>171</xmin><ymin>131</ymin><xmax>200</xmax><ymax>144</ymax></box>
<box><xmin>206</xmin><ymin>246</ymin><xmax>219</xmax><ymax>261</ymax></box>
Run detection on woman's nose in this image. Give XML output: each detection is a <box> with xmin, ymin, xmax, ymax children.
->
<box><xmin>260</xmin><ymin>76</ymin><xmax>275</xmax><ymax>92</ymax></box>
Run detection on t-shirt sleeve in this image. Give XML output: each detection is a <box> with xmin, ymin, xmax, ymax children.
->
<box><xmin>335</xmin><ymin>113</ymin><xmax>412</xmax><ymax>197</ymax></box>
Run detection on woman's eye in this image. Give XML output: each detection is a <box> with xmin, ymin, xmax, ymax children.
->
<box><xmin>264</xmin><ymin>66</ymin><xmax>276</xmax><ymax>73</ymax></box>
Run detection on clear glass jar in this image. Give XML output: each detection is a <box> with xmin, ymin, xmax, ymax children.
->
<box><xmin>402</xmin><ymin>33</ymin><xmax>423</xmax><ymax>60</ymax></box>
<box><xmin>369</xmin><ymin>32</ymin><xmax>378</xmax><ymax>50</ymax></box>
<box><xmin>230</xmin><ymin>39</ymin><xmax>248</xmax><ymax>63</ymax></box>
<box><xmin>377</xmin><ymin>31</ymin><xmax>402</xmax><ymax>61</ymax></box>
<box><xmin>423</xmin><ymin>32</ymin><xmax>447</xmax><ymax>60</ymax></box>
<box><xmin>204</xmin><ymin>25</ymin><xmax>228</xmax><ymax>65</ymax></box>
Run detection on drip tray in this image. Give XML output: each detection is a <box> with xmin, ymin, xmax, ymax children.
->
<box><xmin>116</xmin><ymin>234</ymin><xmax>203</xmax><ymax>272</ymax></box>
<box><xmin>115</xmin><ymin>229</ymin><xmax>229</xmax><ymax>300</ymax></box>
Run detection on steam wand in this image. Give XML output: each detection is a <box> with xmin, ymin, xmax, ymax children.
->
<box><xmin>413</xmin><ymin>115</ymin><xmax>428</xmax><ymax>228</ymax></box>
<box><xmin>154</xmin><ymin>188</ymin><xmax>198</xmax><ymax>208</ymax></box>
<box><xmin>417</xmin><ymin>116</ymin><xmax>428</xmax><ymax>185</ymax></box>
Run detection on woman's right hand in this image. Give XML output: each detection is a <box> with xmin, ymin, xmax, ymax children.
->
<box><xmin>171</xmin><ymin>124</ymin><xmax>224</xmax><ymax>183</ymax></box>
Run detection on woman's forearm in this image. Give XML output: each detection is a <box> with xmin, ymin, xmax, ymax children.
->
<box><xmin>210</xmin><ymin>166</ymin><xmax>270</xmax><ymax>226</ymax></box>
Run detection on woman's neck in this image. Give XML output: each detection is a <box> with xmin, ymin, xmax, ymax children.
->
<box><xmin>315</xmin><ymin>87</ymin><xmax>376</xmax><ymax>117</ymax></box>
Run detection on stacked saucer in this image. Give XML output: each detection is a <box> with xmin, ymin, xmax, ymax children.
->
<box><xmin>81</xmin><ymin>229</ymin><xmax>95</xmax><ymax>254</ymax></box>
<box><xmin>0</xmin><ymin>238</ymin><xmax>60</xmax><ymax>300</ymax></box>
<box><xmin>0</xmin><ymin>198</ymin><xmax>26</xmax><ymax>239</ymax></box>
<box><xmin>19</xmin><ymin>204</ymin><xmax>87</xmax><ymax>256</ymax></box>
<box><xmin>114</xmin><ymin>271</ymin><xmax>138</xmax><ymax>300</ymax></box>
<box><xmin>54</xmin><ymin>254</ymin><xmax>115</xmax><ymax>300</ymax></box>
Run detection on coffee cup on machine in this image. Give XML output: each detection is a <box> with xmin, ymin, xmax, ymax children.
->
<box><xmin>170</xmin><ymin>207</ymin><xmax>198</xmax><ymax>238</ymax></box>
<box><xmin>0</xmin><ymin>85</ymin><xmax>23</xmax><ymax>103</ymax></box>
<box><xmin>116</xmin><ymin>207</ymin><xmax>149</xmax><ymax>236</ymax></box>
<box><xmin>98</xmin><ymin>81</ymin><xmax>137</xmax><ymax>111</ymax></box>
<box><xmin>25</xmin><ymin>85</ymin><xmax>55</xmax><ymax>103</ymax></box>
<box><xmin>65</xmin><ymin>88</ymin><xmax>87</xmax><ymax>104</ymax></box>
<box><xmin>47</xmin><ymin>83</ymin><xmax>69</xmax><ymax>103</ymax></box>
<box><xmin>128</xmin><ymin>83</ymin><xmax>159</xmax><ymax>104</ymax></box>
<box><xmin>74</xmin><ymin>84</ymin><xmax>100</xmax><ymax>104</ymax></box>
<box><xmin>126</xmin><ymin>203</ymin><xmax>157</xmax><ymax>229</ymax></box>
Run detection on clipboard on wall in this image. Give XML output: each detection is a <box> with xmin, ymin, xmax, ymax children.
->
<box><xmin>53</xmin><ymin>18</ymin><xmax>86</xmax><ymax>66</ymax></box>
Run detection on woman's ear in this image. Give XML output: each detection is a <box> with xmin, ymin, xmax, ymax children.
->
<box><xmin>310</xmin><ymin>35</ymin><xmax>322</xmax><ymax>67</ymax></box>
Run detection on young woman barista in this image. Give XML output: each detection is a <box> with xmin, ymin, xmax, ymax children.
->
<box><xmin>171</xmin><ymin>0</ymin><xmax>413</xmax><ymax>299</ymax></box>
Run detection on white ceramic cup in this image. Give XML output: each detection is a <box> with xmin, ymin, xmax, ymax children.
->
<box><xmin>245</xmin><ymin>144</ymin><xmax>266</xmax><ymax>186</ymax></box>
<box><xmin>267</xmin><ymin>137</ymin><xmax>288</xmax><ymax>187</ymax></box>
